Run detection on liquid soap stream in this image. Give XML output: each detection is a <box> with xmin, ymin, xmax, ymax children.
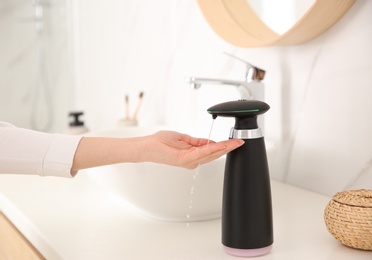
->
<box><xmin>186</xmin><ymin>119</ymin><xmax>215</xmax><ymax>226</ymax></box>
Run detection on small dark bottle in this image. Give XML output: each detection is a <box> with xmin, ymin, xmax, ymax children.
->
<box><xmin>208</xmin><ymin>100</ymin><xmax>273</xmax><ymax>257</ymax></box>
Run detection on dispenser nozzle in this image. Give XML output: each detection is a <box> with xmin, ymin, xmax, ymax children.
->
<box><xmin>207</xmin><ymin>100</ymin><xmax>269</xmax><ymax>118</ymax></box>
<box><xmin>208</xmin><ymin>99</ymin><xmax>270</xmax><ymax>130</ymax></box>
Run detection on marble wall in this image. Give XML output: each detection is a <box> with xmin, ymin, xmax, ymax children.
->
<box><xmin>1</xmin><ymin>0</ymin><xmax>371</xmax><ymax>196</ymax></box>
<box><xmin>0</xmin><ymin>0</ymin><xmax>73</xmax><ymax>132</ymax></box>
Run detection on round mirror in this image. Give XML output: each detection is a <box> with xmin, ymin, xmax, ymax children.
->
<box><xmin>247</xmin><ymin>0</ymin><xmax>315</xmax><ymax>35</ymax></box>
<box><xmin>197</xmin><ymin>0</ymin><xmax>355</xmax><ymax>48</ymax></box>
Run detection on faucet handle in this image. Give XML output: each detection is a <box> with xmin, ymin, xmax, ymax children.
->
<box><xmin>223</xmin><ymin>52</ymin><xmax>265</xmax><ymax>82</ymax></box>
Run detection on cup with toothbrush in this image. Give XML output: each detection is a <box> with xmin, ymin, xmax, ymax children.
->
<box><xmin>117</xmin><ymin>91</ymin><xmax>144</xmax><ymax>127</ymax></box>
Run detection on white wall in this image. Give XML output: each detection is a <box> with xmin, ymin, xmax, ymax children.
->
<box><xmin>1</xmin><ymin>0</ymin><xmax>371</xmax><ymax>196</ymax></box>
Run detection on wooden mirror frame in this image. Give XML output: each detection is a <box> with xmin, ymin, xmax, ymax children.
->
<box><xmin>197</xmin><ymin>0</ymin><xmax>356</xmax><ymax>48</ymax></box>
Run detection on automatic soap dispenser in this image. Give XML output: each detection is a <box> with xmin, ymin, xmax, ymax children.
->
<box><xmin>208</xmin><ymin>99</ymin><xmax>273</xmax><ymax>257</ymax></box>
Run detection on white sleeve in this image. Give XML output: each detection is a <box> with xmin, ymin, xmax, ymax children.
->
<box><xmin>0</xmin><ymin>122</ymin><xmax>83</xmax><ymax>178</ymax></box>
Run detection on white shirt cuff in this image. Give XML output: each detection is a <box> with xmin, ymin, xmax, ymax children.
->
<box><xmin>42</xmin><ymin>134</ymin><xmax>83</xmax><ymax>178</ymax></box>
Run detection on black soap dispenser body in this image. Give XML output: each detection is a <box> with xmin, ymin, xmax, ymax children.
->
<box><xmin>208</xmin><ymin>100</ymin><xmax>273</xmax><ymax>257</ymax></box>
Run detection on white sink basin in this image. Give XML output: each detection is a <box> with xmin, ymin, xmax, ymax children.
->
<box><xmin>85</xmin><ymin>126</ymin><xmax>275</xmax><ymax>222</ymax></box>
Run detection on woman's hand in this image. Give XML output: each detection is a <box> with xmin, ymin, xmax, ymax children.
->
<box><xmin>142</xmin><ymin>131</ymin><xmax>244</xmax><ymax>169</ymax></box>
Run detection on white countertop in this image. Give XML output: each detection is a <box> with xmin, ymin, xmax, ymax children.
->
<box><xmin>0</xmin><ymin>173</ymin><xmax>371</xmax><ymax>260</ymax></box>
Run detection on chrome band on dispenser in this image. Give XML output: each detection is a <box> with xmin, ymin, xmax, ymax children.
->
<box><xmin>229</xmin><ymin>128</ymin><xmax>263</xmax><ymax>139</ymax></box>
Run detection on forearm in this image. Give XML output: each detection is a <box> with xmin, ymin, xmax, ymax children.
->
<box><xmin>71</xmin><ymin>136</ymin><xmax>146</xmax><ymax>171</ymax></box>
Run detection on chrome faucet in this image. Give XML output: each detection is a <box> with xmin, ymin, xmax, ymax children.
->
<box><xmin>185</xmin><ymin>53</ymin><xmax>266</xmax><ymax>100</ymax></box>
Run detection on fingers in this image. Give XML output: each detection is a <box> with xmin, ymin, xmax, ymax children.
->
<box><xmin>181</xmin><ymin>134</ymin><xmax>216</xmax><ymax>147</ymax></box>
<box><xmin>155</xmin><ymin>131</ymin><xmax>244</xmax><ymax>169</ymax></box>
<box><xmin>184</xmin><ymin>139</ymin><xmax>244</xmax><ymax>169</ymax></box>
<box><xmin>205</xmin><ymin>139</ymin><xmax>244</xmax><ymax>154</ymax></box>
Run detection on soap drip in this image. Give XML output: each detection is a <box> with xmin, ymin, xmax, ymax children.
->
<box><xmin>186</xmin><ymin>119</ymin><xmax>215</xmax><ymax>227</ymax></box>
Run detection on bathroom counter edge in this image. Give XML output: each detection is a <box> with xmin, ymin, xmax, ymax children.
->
<box><xmin>0</xmin><ymin>173</ymin><xmax>370</xmax><ymax>259</ymax></box>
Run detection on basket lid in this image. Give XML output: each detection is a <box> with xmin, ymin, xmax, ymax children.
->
<box><xmin>333</xmin><ymin>189</ymin><xmax>372</xmax><ymax>208</ymax></box>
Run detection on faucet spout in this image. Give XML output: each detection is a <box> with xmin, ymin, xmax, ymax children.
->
<box><xmin>186</xmin><ymin>54</ymin><xmax>266</xmax><ymax>131</ymax></box>
<box><xmin>186</xmin><ymin>77</ymin><xmax>245</xmax><ymax>88</ymax></box>
<box><xmin>188</xmin><ymin>80</ymin><xmax>202</xmax><ymax>90</ymax></box>
<box><xmin>185</xmin><ymin>54</ymin><xmax>265</xmax><ymax>100</ymax></box>
<box><xmin>185</xmin><ymin>76</ymin><xmax>258</xmax><ymax>100</ymax></box>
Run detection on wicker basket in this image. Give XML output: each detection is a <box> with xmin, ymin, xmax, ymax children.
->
<box><xmin>324</xmin><ymin>189</ymin><xmax>372</xmax><ymax>250</ymax></box>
